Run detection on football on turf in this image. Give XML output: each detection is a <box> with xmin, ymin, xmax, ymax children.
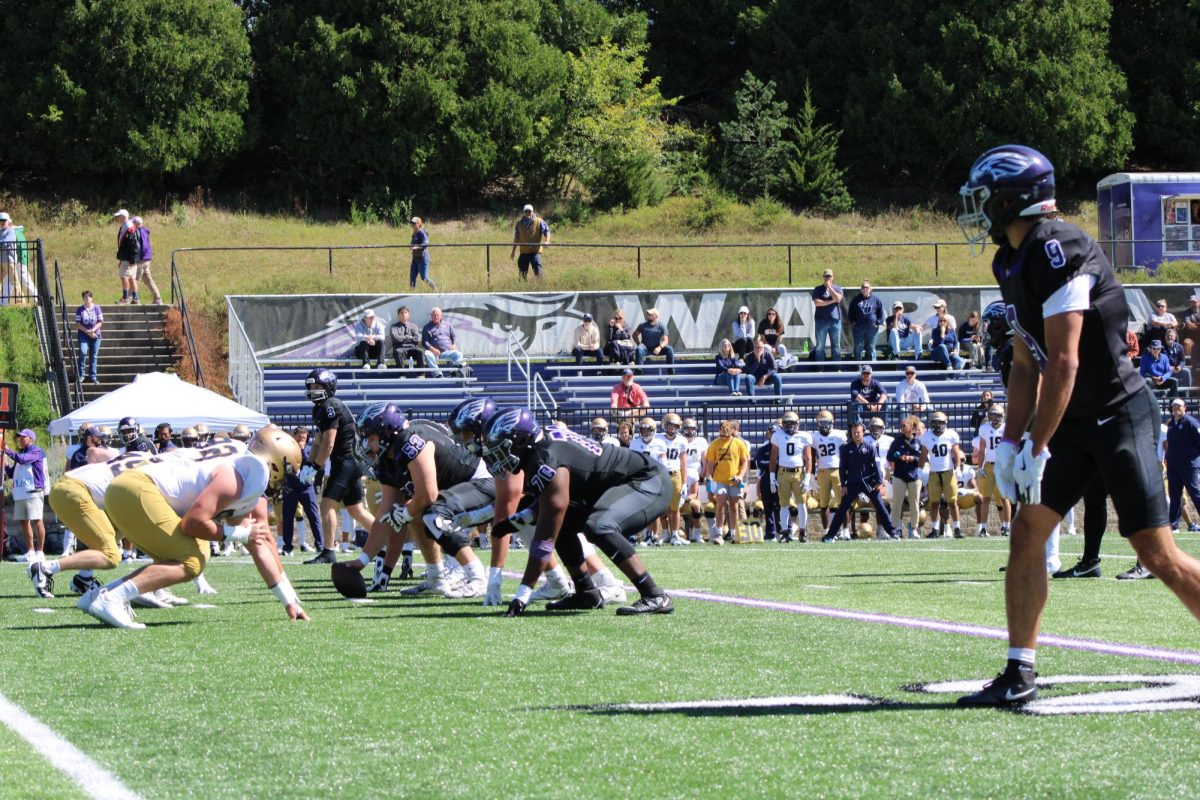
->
<box><xmin>331</xmin><ymin>562</ymin><xmax>367</xmax><ymax>599</ymax></box>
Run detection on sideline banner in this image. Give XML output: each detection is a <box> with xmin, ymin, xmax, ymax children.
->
<box><xmin>229</xmin><ymin>284</ymin><xmax>1200</xmax><ymax>360</ymax></box>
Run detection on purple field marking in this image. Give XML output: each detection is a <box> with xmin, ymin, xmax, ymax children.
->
<box><xmin>499</xmin><ymin>569</ymin><xmax>1200</xmax><ymax>664</ymax></box>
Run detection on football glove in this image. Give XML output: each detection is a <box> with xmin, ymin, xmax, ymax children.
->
<box><xmin>994</xmin><ymin>440</ymin><xmax>1020</xmax><ymax>503</ymax></box>
<box><xmin>1013</xmin><ymin>440</ymin><xmax>1051</xmax><ymax>506</ymax></box>
<box><xmin>509</xmin><ymin>507</ymin><xmax>538</xmax><ymax>546</ymax></box>
<box><xmin>504</xmin><ymin>597</ymin><xmax>527</xmax><ymax>617</ymax></box>
<box><xmin>768</xmin><ymin>474</ymin><xmax>779</xmax><ymax>494</ymax></box>
<box><xmin>298</xmin><ymin>462</ymin><xmax>319</xmax><ymax>485</ymax></box>
<box><xmin>484</xmin><ymin>570</ymin><xmax>504</xmax><ymax>606</ymax></box>
<box><xmin>804</xmin><ymin>474</ymin><xmax>815</xmax><ymax>493</ymax></box>
<box><xmin>383</xmin><ymin>504</ymin><xmax>413</xmax><ymax>532</ymax></box>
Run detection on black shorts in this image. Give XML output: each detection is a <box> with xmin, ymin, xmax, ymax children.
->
<box><xmin>1040</xmin><ymin>385</ymin><xmax>1168</xmax><ymax>536</ymax></box>
<box><xmin>425</xmin><ymin>478</ymin><xmax>496</xmax><ymax>540</ymax></box>
<box><xmin>323</xmin><ymin>457</ymin><xmax>365</xmax><ymax>506</ymax></box>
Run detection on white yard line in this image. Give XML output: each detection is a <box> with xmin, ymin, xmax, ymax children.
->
<box><xmin>0</xmin><ymin>691</ymin><xmax>143</xmax><ymax>800</ymax></box>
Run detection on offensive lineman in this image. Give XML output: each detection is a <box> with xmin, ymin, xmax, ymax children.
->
<box><xmin>481</xmin><ymin>407</ymin><xmax>674</xmax><ymax>616</ymax></box>
<box><xmin>770</xmin><ymin>411</ymin><xmax>813</xmax><ymax>542</ymax></box>
<box><xmin>955</xmin><ymin>144</ymin><xmax>1200</xmax><ymax>706</ymax></box>
<box><xmin>299</xmin><ymin>369</ymin><xmax>375</xmax><ymax>564</ymax></box>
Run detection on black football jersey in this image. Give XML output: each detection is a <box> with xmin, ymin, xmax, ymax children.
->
<box><xmin>124</xmin><ymin>435</ymin><xmax>156</xmax><ymax>454</ymax></box>
<box><xmin>313</xmin><ymin>397</ymin><xmax>357</xmax><ymax>460</ymax></box>
<box><xmin>517</xmin><ymin>426</ymin><xmax>659</xmax><ymax>505</ymax></box>
<box><xmin>376</xmin><ymin>419</ymin><xmax>479</xmax><ymax>491</ymax></box>
<box><xmin>991</xmin><ymin>218</ymin><xmax>1142</xmax><ymax>419</ymax></box>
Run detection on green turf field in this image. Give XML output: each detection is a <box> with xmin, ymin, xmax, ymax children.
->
<box><xmin>3</xmin><ymin>534</ymin><xmax>1200</xmax><ymax>799</ymax></box>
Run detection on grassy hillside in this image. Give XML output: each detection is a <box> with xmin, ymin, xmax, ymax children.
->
<box><xmin>0</xmin><ymin>308</ymin><xmax>54</xmax><ymax>441</ymax></box>
<box><xmin>14</xmin><ymin>194</ymin><xmax>1190</xmax><ymax>320</ymax></box>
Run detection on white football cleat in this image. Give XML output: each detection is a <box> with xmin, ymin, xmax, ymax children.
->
<box><xmin>130</xmin><ymin>592</ymin><xmax>171</xmax><ymax>609</ymax></box>
<box><xmin>155</xmin><ymin>588</ymin><xmax>189</xmax><ymax>606</ymax></box>
<box><xmin>599</xmin><ymin>584</ymin><xmax>628</xmax><ymax>604</ymax></box>
<box><xmin>445</xmin><ymin>577</ymin><xmax>486</xmax><ymax>599</ymax></box>
<box><xmin>530</xmin><ymin>578</ymin><xmax>574</xmax><ymax>603</ymax></box>
<box><xmin>87</xmin><ymin>589</ymin><xmax>146</xmax><ymax>630</ymax></box>
<box><xmin>76</xmin><ymin>586</ymin><xmax>101</xmax><ymax>617</ymax></box>
<box><xmin>400</xmin><ymin>573</ymin><xmax>454</xmax><ymax>596</ymax></box>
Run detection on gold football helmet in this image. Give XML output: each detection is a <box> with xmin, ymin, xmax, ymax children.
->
<box><xmin>248</xmin><ymin>424</ymin><xmax>303</xmax><ymax>498</ymax></box>
<box><xmin>231</xmin><ymin>424</ymin><xmax>253</xmax><ymax>443</ymax></box>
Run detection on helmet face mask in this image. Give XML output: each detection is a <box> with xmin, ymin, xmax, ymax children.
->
<box><xmin>639</xmin><ymin>418</ymin><xmax>657</xmax><ymax>442</ymax></box>
<box><xmin>447</xmin><ymin>397</ymin><xmax>498</xmax><ymax>454</ymax></box>
<box><xmin>782</xmin><ymin>412</ymin><xmax>799</xmax><ymax>435</ymax></box>
<box><xmin>591</xmin><ymin>418</ymin><xmax>609</xmax><ymax>442</ymax></box>
<box><xmin>930</xmin><ymin>412</ymin><xmax>948</xmax><ymax>435</ymax></box>
<box><xmin>682</xmin><ymin>418</ymin><xmax>697</xmax><ymax>438</ymax></box>
<box><xmin>356</xmin><ymin>403</ymin><xmax>408</xmax><ymax>467</ymax></box>
<box><xmin>959</xmin><ymin>145</ymin><xmax>1056</xmax><ymax>254</ymax></box>
<box><xmin>248</xmin><ymin>424</ymin><xmax>303</xmax><ymax>499</ymax></box>
<box><xmin>816</xmin><ymin>411</ymin><xmax>834</xmax><ymax>435</ymax></box>
<box><xmin>304</xmin><ymin>368</ymin><xmax>338</xmax><ymax>403</ymax></box>
<box><xmin>662</xmin><ymin>413</ymin><xmax>682</xmax><ymax>437</ymax></box>
<box><xmin>480</xmin><ymin>408</ymin><xmax>540</xmax><ymax>477</ymax></box>
<box><xmin>118</xmin><ymin>416</ymin><xmax>140</xmax><ymax>445</ymax></box>
<box><xmin>869</xmin><ymin>418</ymin><xmax>885</xmax><ymax>438</ymax></box>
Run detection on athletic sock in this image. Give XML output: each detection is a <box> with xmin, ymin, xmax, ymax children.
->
<box><xmin>573</xmin><ymin>571</ymin><xmax>597</xmax><ymax>594</ymax></box>
<box><xmin>632</xmin><ymin>572</ymin><xmax>663</xmax><ymax>598</ymax></box>
<box><xmin>462</xmin><ymin>559</ymin><xmax>485</xmax><ymax>582</ymax></box>
<box><xmin>591</xmin><ymin>567</ymin><xmax>617</xmax><ymax>588</ymax></box>
<box><xmin>113</xmin><ymin>580</ymin><xmax>140</xmax><ymax>602</ymax></box>
<box><xmin>1007</xmin><ymin>647</ymin><xmax>1036</xmax><ymax>668</ymax></box>
<box><xmin>427</xmin><ymin>562</ymin><xmax>442</xmax><ymax>579</ymax></box>
<box><xmin>46</xmin><ymin>560</ymin><xmax>62</xmax><ymax>575</ymax></box>
<box><xmin>545</xmin><ymin>565</ymin><xmax>570</xmax><ymax>588</ymax></box>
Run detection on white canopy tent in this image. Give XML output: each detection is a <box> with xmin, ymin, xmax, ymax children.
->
<box><xmin>49</xmin><ymin>372</ymin><xmax>270</xmax><ymax>437</ymax></box>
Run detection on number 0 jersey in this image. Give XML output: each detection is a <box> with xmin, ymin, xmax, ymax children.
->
<box><xmin>992</xmin><ymin>218</ymin><xmax>1142</xmax><ymax>419</ymax></box>
<box><xmin>770</xmin><ymin>429</ymin><xmax>811</xmax><ymax>469</ymax></box>
<box><xmin>518</xmin><ymin>427</ymin><xmax>660</xmax><ymax>504</ymax></box>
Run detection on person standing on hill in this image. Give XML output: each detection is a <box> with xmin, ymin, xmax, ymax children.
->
<box><xmin>112</xmin><ymin>209</ymin><xmax>140</xmax><ymax>304</ymax></box>
<box><xmin>75</xmin><ymin>290</ymin><xmax>103</xmax><ymax>384</ymax></box>
<box><xmin>131</xmin><ymin>216</ymin><xmax>163</xmax><ymax>305</ymax></box>
<box><xmin>811</xmin><ymin>268</ymin><xmax>844</xmax><ymax>360</ymax></box>
<box><xmin>511</xmin><ymin>203</ymin><xmax>550</xmax><ymax>280</ymax></box>
<box><xmin>848</xmin><ymin>280</ymin><xmax>885</xmax><ymax>361</ymax></box>
<box><xmin>409</xmin><ymin>217</ymin><xmax>436</xmax><ymax>290</ymax></box>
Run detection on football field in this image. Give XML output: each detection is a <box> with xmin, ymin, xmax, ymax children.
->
<box><xmin>4</xmin><ymin>535</ymin><xmax>1200</xmax><ymax>799</ymax></box>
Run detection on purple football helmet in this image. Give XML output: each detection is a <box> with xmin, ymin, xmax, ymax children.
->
<box><xmin>355</xmin><ymin>403</ymin><xmax>407</xmax><ymax>468</ymax></box>
<box><xmin>959</xmin><ymin>144</ymin><xmax>1056</xmax><ymax>253</ymax></box>
<box><xmin>304</xmin><ymin>368</ymin><xmax>338</xmax><ymax>402</ymax></box>
<box><xmin>447</xmin><ymin>397</ymin><xmax>499</xmax><ymax>453</ymax></box>
<box><xmin>480</xmin><ymin>407</ymin><xmax>540</xmax><ymax>477</ymax></box>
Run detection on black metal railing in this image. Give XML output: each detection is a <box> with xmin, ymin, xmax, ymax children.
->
<box><xmin>169</xmin><ymin>254</ymin><xmax>206</xmax><ymax>388</ymax></box>
<box><xmin>53</xmin><ymin>261</ymin><xmax>84</xmax><ymax>407</ymax></box>
<box><xmin>31</xmin><ymin>241</ymin><xmax>74</xmax><ymax>414</ymax></box>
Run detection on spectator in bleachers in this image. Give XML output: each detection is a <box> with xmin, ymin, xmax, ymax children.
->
<box><xmin>388</xmin><ymin>306</ymin><xmax>423</xmax><ymax>370</ymax></box>
<box><xmin>714</xmin><ymin>338</ymin><xmax>752</xmax><ymax>396</ymax></box>
<box><xmin>610</xmin><ymin>368</ymin><xmax>650</xmax><ymax>415</ymax></box>
<box><xmin>1181</xmin><ymin>295</ymin><xmax>1200</xmax><ymax>385</ymax></box>
<box><xmin>1147</xmin><ymin>299</ymin><xmax>1177</xmax><ymax>346</ymax></box>
<box><xmin>968</xmin><ymin>389</ymin><xmax>995</xmax><ymax>434</ymax></box>
<box><xmin>850</xmin><ymin>363</ymin><xmax>887</xmax><ymax>418</ymax></box>
<box><xmin>886</xmin><ymin>301</ymin><xmax>921</xmax><ymax>359</ymax></box>
<box><xmin>1126</xmin><ymin>329</ymin><xmax>1141</xmax><ymax>364</ymax></box>
<box><xmin>757</xmin><ymin>307</ymin><xmax>785</xmax><ymax>351</ymax></box>
<box><xmin>353</xmin><ymin>308</ymin><xmax>385</xmax><ymax>369</ymax></box>
<box><xmin>634</xmin><ymin>307</ymin><xmax>675</xmax><ymax>373</ymax></box>
<box><xmin>811</xmin><ymin>268</ymin><xmax>844</xmax><ymax>360</ymax></box>
<box><xmin>848</xmin><ymin>279</ymin><xmax>884</xmax><ymax>361</ymax></box>
<box><xmin>616</xmin><ymin>420</ymin><xmax>634</xmax><ymax>447</ymax></box>
<box><xmin>605</xmin><ymin>309</ymin><xmax>635</xmax><ymax>364</ymax></box>
<box><xmin>922</xmin><ymin>297</ymin><xmax>957</xmax><ymax>336</ymax></box>
<box><xmin>957</xmin><ymin>309</ymin><xmax>983</xmax><ymax>367</ymax></box>
<box><xmin>893</xmin><ymin>365</ymin><xmax>931</xmax><ymax>412</ymax></box>
<box><xmin>571</xmin><ymin>313</ymin><xmax>604</xmax><ymax>367</ymax></box>
<box><xmin>422</xmin><ymin>306</ymin><xmax>465</xmax><ymax>377</ymax></box>
<box><xmin>744</xmin><ymin>335</ymin><xmax>784</xmax><ymax>397</ymax></box>
<box><xmin>1141</xmin><ymin>339</ymin><xmax>1179</xmax><ymax>397</ymax></box>
<box><xmin>732</xmin><ymin>306</ymin><xmax>755</xmax><ymax>357</ymax></box>
<box><xmin>929</xmin><ymin>317</ymin><xmax>964</xmax><ymax>370</ymax></box>
<box><xmin>1164</xmin><ymin>329</ymin><xmax>1192</xmax><ymax>391</ymax></box>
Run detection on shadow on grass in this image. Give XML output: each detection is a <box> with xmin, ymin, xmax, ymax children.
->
<box><xmin>5</xmin><ymin>619</ymin><xmax>199</xmax><ymax>632</ymax></box>
<box><xmin>551</xmin><ymin>698</ymin><xmax>965</xmax><ymax>717</ymax></box>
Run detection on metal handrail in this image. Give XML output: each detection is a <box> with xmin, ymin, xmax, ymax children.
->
<box><xmin>506</xmin><ymin>330</ymin><xmax>531</xmax><ymax>388</ymax></box>
<box><xmin>226</xmin><ymin>297</ymin><xmax>264</xmax><ymax>412</ymax></box>
<box><xmin>531</xmin><ymin>372</ymin><xmax>558</xmax><ymax>420</ymax></box>
<box><xmin>169</xmin><ymin>253</ymin><xmax>206</xmax><ymax>387</ymax></box>
<box><xmin>31</xmin><ymin>241</ymin><xmax>75</xmax><ymax>413</ymax></box>
<box><xmin>53</xmin><ymin>261</ymin><xmax>84</xmax><ymax>407</ymax></box>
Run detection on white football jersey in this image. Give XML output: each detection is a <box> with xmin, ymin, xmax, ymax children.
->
<box><xmin>134</xmin><ymin>441</ymin><xmax>266</xmax><ymax>518</ymax></box>
<box><xmin>66</xmin><ymin>451</ymin><xmax>154</xmax><ymax>506</ymax></box>
<box><xmin>771</xmin><ymin>429</ymin><xmax>811</xmax><ymax>469</ymax></box>
<box><xmin>977</xmin><ymin>422</ymin><xmax>1004</xmax><ymax>464</ymax></box>
<box><xmin>920</xmin><ymin>429</ymin><xmax>960</xmax><ymax>473</ymax></box>
<box><xmin>684</xmin><ymin>436</ymin><xmax>708</xmax><ymax>482</ymax></box>
<box><xmin>812</xmin><ymin>430</ymin><xmax>847</xmax><ymax>470</ymax></box>
<box><xmin>653</xmin><ymin>432</ymin><xmax>687</xmax><ymax>473</ymax></box>
<box><xmin>956</xmin><ymin>464</ymin><xmax>977</xmax><ymax>491</ymax></box>
<box><xmin>866</xmin><ymin>433</ymin><xmax>894</xmax><ymax>480</ymax></box>
<box><xmin>1159</xmin><ymin>423</ymin><xmax>1168</xmax><ymax>463</ymax></box>
<box><xmin>600</xmin><ymin>435</ymin><xmax>621</xmax><ymax>448</ymax></box>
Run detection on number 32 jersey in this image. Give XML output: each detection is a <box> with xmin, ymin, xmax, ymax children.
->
<box><xmin>991</xmin><ymin>218</ymin><xmax>1142</xmax><ymax>419</ymax></box>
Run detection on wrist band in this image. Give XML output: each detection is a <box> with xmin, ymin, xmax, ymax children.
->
<box><xmin>225</xmin><ymin>526</ymin><xmax>251</xmax><ymax>545</ymax></box>
<box><xmin>271</xmin><ymin>575</ymin><xmax>299</xmax><ymax>606</ymax></box>
<box><xmin>1000</xmin><ymin>437</ymin><xmax>1020</xmax><ymax>447</ymax></box>
<box><xmin>514</xmin><ymin>584</ymin><xmax>533</xmax><ymax>604</ymax></box>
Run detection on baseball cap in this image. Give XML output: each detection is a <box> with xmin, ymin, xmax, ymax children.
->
<box><xmin>410</xmin><ymin>216</ymin><xmax>421</xmax><ymax>224</ymax></box>
<box><xmin>131</xmin><ymin>216</ymin><xmax>143</xmax><ymax>224</ymax></box>
<box><xmin>0</xmin><ymin>213</ymin><xmax>10</xmax><ymax>222</ymax></box>
<box><xmin>904</xmin><ymin>365</ymin><xmax>916</xmax><ymax>374</ymax></box>
<box><xmin>1150</xmin><ymin>339</ymin><xmax>1163</xmax><ymax>348</ymax></box>
<box><xmin>893</xmin><ymin>301</ymin><xmax>904</xmax><ymax>309</ymax></box>
<box><xmin>363</xmin><ymin>308</ymin><xmax>375</xmax><ymax>317</ymax></box>
<box><xmin>738</xmin><ymin>305</ymin><xmax>750</xmax><ymax>315</ymax></box>
<box><xmin>582</xmin><ymin>313</ymin><xmax>593</xmax><ymax>321</ymax></box>
<box><xmin>860</xmin><ymin>364</ymin><xmax>873</xmax><ymax>373</ymax></box>
<box><xmin>622</xmin><ymin>368</ymin><xmax>634</xmax><ymax>377</ymax></box>
<box><xmin>933</xmin><ymin>298</ymin><xmax>947</xmax><ymax>308</ymax></box>
<box><xmin>822</xmin><ymin>268</ymin><xmax>834</xmax><ymax>278</ymax></box>
<box><xmin>112</xmin><ymin>209</ymin><xmax>129</xmax><ymax>218</ymax></box>
<box><xmin>1171</xmin><ymin>398</ymin><xmax>1186</xmax><ymax>408</ymax></box>
<box><xmin>17</xmin><ymin>428</ymin><xmax>36</xmax><ymax>441</ymax></box>
<box><xmin>522</xmin><ymin>204</ymin><xmax>534</xmax><ymax>212</ymax></box>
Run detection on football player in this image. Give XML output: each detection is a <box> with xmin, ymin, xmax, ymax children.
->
<box><xmin>956</xmin><ymin>144</ymin><xmax>1200</xmax><ymax>707</ymax></box>
<box><xmin>481</xmin><ymin>408</ymin><xmax>674</xmax><ymax>616</ymax></box>
<box><xmin>119</xmin><ymin>417</ymin><xmax>155</xmax><ymax>454</ymax></box>
<box><xmin>83</xmin><ymin>426</ymin><xmax>305</xmax><ymax>628</ymax></box>
<box><xmin>193</xmin><ymin>422</ymin><xmax>212</xmax><ymax>447</ymax></box>
<box><xmin>919</xmin><ymin>411</ymin><xmax>962</xmax><ymax>538</ymax></box>
<box><xmin>180</xmin><ymin>426</ymin><xmax>200</xmax><ymax>449</ymax></box>
<box><xmin>770</xmin><ymin>411</ymin><xmax>812</xmax><ymax>542</ymax></box>
<box><xmin>298</xmin><ymin>369</ymin><xmax>375</xmax><ymax>564</ymax></box>
<box><xmin>591</xmin><ymin>417</ymin><xmax>620</xmax><ymax>447</ymax></box>
<box><xmin>811</xmin><ymin>409</ymin><xmax>846</xmax><ymax>531</ymax></box>
<box><xmin>680</xmin><ymin>417</ymin><xmax>709</xmax><ymax>542</ymax></box>
<box><xmin>654</xmin><ymin>413</ymin><xmax>689</xmax><ymax>545</ymax></box>
<box><xmin>864</xmin><ymin>417</ymin><xmax>893</xmax><ymax>502</ymax></box>
<box><xmin>974</xmin><ymin>404</ymin><xmax>1012</xmax><ymax>537</ymax></box>
<box><xmin>629</xmin><ymin>417</ymin><xmax>668</xmax><ymax>544</ymax></box>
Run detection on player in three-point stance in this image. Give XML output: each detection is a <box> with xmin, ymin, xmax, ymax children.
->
<box><xmin>956</xmin><ymin>144</ymin><xmax>1200</xmax><ymax>706</ymax></box>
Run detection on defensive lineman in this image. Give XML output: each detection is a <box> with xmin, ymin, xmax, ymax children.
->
<box><xmin>956</xmin><ymin>144</ymin><xmax>1200</xmax><ymax>706</ymax></box>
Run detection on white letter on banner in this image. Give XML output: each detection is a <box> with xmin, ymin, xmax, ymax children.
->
<box><xmin>650</xmin><ymin>293</ymin><xmax>726</xmax><ymax>351</ymax></box>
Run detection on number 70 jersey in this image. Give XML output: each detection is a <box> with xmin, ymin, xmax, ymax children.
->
<box><xmin>811</xmin><ymin>430</ymin><xmax>847</xmax><ymax>470</ymax></box>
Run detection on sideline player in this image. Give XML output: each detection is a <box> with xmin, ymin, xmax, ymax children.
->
<box><xmin>919</xmin><ymin>411</ymin><xmax>962</xmax><ymax>539</ymax></box>
<box><xmin>299</xmin><ymin>369</ymin><xmax>375</xmax><ymax>563</ymax></box>
<box><xmin>86</xmin><ymin>426</ymin><xmax>306</xmax><ymax>628</ymax></box>
<box><xmin>770</xmin><ymin>411</ymin><xmax>812</xmax><ymax>542</ymax></box>
<box><xmin>811</xmin><ymin>409</ymin><xmax>846</xmax><ymax>531</ymax></box>
<box><xmin>591</xmin><ymin>417</ymin><xmax>620</xmax><ymax>447</ymax></box>
<box><xmin>955</xmin><ymin>144</ymin><xmax>1200</xmax><ymax>706</ymax></box>
<box><xmin>974</xmin><ymin>404</ymin><xmax>1012</xmax><ymax>537</ymax></box>
<box><xmin>480</xmin><ymin>407</ymin><xmax>674</xmax><ymax>616</ymax></box>
<box><xmin>680</xmin><ymin>417</ymin><xmax>709</xmax><ymax>542</ymax></box>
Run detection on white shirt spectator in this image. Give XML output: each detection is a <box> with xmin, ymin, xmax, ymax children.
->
<box><xmin>575</xmin><ymin>320</ymin><xmax>600</xmax><ymax>350</ymax></box>
<box><xmin>920</xmin><ymin>428</ymin><xmax>961</xmax><ymax>472</ymax></box>
<box><xmin>354</xmin><ymin>317</ymin><xmax>385</xmax><ymax>343</ymax></box>
<box><xmin>893</xmin><ymin>376</ymin><xmax>931</xmax><ymax>407</ymax></box>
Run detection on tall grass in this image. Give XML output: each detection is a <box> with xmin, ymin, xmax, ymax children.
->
<box><xmin>0</xmin><ymin>308</ymin><xmax>54</xmax><ymax>441</ymax></box>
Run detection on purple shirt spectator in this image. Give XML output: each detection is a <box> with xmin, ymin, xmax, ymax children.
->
<box><xmin>137</xmin><ymin>225</ymin><xmax>153</xmax><ymax>261</ymax></box>
<box><xmin>4</xmin><ymin>442</ymin><xmax>47</xmax><ymax>494</ymax></box>
<box><xmin>422</xmin><ymin>319</ymin><xmax>456</xmax><ymax>351</ymax></box>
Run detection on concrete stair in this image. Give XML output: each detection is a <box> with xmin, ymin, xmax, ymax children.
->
<box><xmin>65</xmin><ymin>303</ymin><xmax>179</xmax><ymax>403</ymax></box>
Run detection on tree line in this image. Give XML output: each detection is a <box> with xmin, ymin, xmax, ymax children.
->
<box><xmin>2</xmin><ymin>0</ymin><xmax>1194</xmax><ymax>216</ymax></box>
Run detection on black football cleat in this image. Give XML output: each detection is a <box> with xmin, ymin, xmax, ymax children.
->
<box><xmin>27</xmin><ymin>562</ymin><xmax>55</xmax><ymax>599</ymax></box>
<box><xmin>1052</xmin><ymin>557</ymin><xmax>1102</xmax><ymax>579</ymax></box>
<box><xmin>546</xmin><ymin>589</ymin><xmax>605</xmax><ymax>611</ymax></box>
<box><xmin>398</xmin><ymin>554</ymin><xmax>414</xmax><ymax>580</ymax></box>
<box><xmin>956</xmin><ymin>662</ymin><xmax>1037</xmax><ymax>707</ymax></box>
<box><xmin>615</xmin><ymin>594</ymin><xmax>675</xmax><ymax>615</ymax></box>
<box><xmin>71</xmin><ymin>573</ymin><xmax>100</xmax><ymax>595</ymax></box>
<box><xmin>303</xmin><ymin>548</ymin><xmax>337</xmax><ymax>565</ymax></box>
